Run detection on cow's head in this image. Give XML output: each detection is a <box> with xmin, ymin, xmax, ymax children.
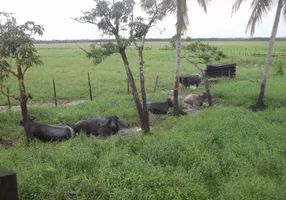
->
<box><xmin>20</xmin><ymin>115</ymin><xmax>35</xmax><ymax>126</ymax></box>
<box><xmin>166</xmin><ymin>98</ymin><xmax>174</xmax><ymax>107</ymax></box>
<box><xmin>109</xmin><ymin>116</ymin><xmax>119</xmax><ymax>128</ymax></box>
<box><xmin>179</xmin><ymin>76</ymin><xmax>183</xmax><ymax>83</ymax></box>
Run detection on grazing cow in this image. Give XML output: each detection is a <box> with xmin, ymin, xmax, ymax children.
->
<box><xmin>20</xmin><ymin>116</ymin><xmax>75</xmax><ymax>142</ymax></box>
<box><xmin>74</xmin><ymin>116</ymin><xmax>128</xmax><ymax>137</ymax></box>
<box><xmin>147</xmin><ymin>98</ymin><xmax>174</xmax><ymax>115</ymax></box>
<box><xmin>179</xmin><ymin>74</ymin><xmax>202</xmax><ymax>88</ymax></box>
<box><xmin>183</xmin><ymin>92</ymin><xmax>208</xmax><ymax>107</ymax></box>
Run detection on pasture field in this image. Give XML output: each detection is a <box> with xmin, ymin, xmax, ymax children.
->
<box><xmin>0</xmin><ymin>40</ymin><xmax>286</xmax><ymax>199</ymax></box>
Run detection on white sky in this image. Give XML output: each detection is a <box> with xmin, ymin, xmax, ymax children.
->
<box><xmin>1</xmin><ymin>0</ymin><xmax>285</xmax><ymax>40</ymax></box>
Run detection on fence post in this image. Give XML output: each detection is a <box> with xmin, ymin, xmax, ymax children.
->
<box><xmin>53</xmin><ymin>79</ymin><xmax>57</xmax><ymax>106</ymax></box>
<box><xmin>88</xmin><ymin>72</ymin><xmax>93</xmax><ymax>101</ymax></box>
<box><xmin>0</xmin><ymin>170</ymin><xmax>19</xmax><ymax>200</ymax></box>
<box><xmin>7</xmin><ymin>87</ymin><xmax>11</xmax><ymax>111</ymax></box>
<box><xmin>127</xmin><ymin>76</ymin><xmax>130</xmax><ymax>94</ymax></box>
<box><xmin>153</xmin><ymin>75</ymin><xmax>159</xmax><ymax>93</ymax></box>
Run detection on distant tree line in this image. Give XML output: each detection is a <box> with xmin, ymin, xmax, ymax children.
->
<box><xmin>34</xmin><ymin>37</ymin><xmax>286</xmax><ymax>44</ymax></box>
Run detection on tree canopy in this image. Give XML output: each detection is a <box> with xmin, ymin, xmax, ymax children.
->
<box><xmin>183</xmin><ymin>41</ymin><xmax>226</xmax><ymax>64</ymax></box>
<box><xmin>74</xmin><ymin>0</ymin><xmax>135</xmax><ymax>48</ymax></box>
<box><xmin>0</xmin><ymin>12</ymin><xmax>44</xmax><ymax>86</ymax></box>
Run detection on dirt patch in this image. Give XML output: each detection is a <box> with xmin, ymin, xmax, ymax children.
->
<box><xmin>0</xmin><ymin>138</ymin><xmax>13</xmax><ymax>149</ymax></box>
<box><xmin>0</xmin><ymin>132</ymin><xmax>26</xmax><ymax>150</ymax></box>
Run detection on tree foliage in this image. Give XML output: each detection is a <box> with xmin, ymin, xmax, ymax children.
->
<box><xmin>183</xmin><ymin>40</ymin><xmax>226</xmax><ymax>107</ymax></box>
<box><xmin>169</xmin><ymin>35</ymin><xmax>176</xmax><ymax>49</ymax></box>
<box><xmin>0</xmin><ymin>12</ymin><xmax>44</xmax><ymax>132</ymax></box>
<box><xmin>183</xmin><ymin>41</ymin><xmax>226</xmax><ymax>64</ymax></box>
<box><xmin>74</xmin><ymin>0</ymin><xmax>135</xmax><ymax>49</ymax></box>
<box><xmin>79</xmin><ymin>42</ymin><xmax>119</xmax><ymax>65</ymax></box>
<box><xmin>0</xmin><ymin>12</ymin><xmax>44</xmax><ymax>86</ymax></box>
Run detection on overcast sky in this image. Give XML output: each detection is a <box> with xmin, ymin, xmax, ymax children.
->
<box><xmin>1</xmin><ymin>0</ymin><xmax>286</xmax><ymax>40</ymax></box>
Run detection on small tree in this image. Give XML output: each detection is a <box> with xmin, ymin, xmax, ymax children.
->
<box><xmin>74</xmin><ymin>0</ymin><xmax>150</xmax><ymax>132</ymax></box>
<box><xmin>183</xmin><ymin>41</ymin><xmax>226</xmax><ymax>106</ymax></box>
<box><xmin>128</xmin><ymin>0</ymin><xmax>164</xmax><ymax>132</ymax></box>
<box><xmin>0</xmin><ymin>12</ymin><xmax>44</xmax><ymax>134</ymax></box>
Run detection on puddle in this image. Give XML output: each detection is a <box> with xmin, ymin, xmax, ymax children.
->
<box><xmin>120</xmin><ymin>126</ymin><xmax>144</xmax><ymax>136</ymax></box>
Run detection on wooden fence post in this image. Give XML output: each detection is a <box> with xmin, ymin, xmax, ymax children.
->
<box><xmin>127</xmin><ymin>77</ymin><xmax>130</xmax><ymax>94</ymax></box>
<box><xmin>88</xmin><ymin>72</ymin><xmax>93</xmax><ymax>101</ymax></box>
<box><xmin>153</xmin><ymin>75</ymin><xmax>159</xmax><ymax>93</ymax></box>
<box><xmin>7</xmin><ymin>87</ymin><xmax>11</xmax><ymax>111</ymax></box>
<box><xmin>0</xmin><ymin>170</ymin><xmax>19</xmax><ymax>200</ymax></box>
<box><xmin>53</xmin><ymin>79</ymin><xmax>57</xmax><ymax>106</ymax></box>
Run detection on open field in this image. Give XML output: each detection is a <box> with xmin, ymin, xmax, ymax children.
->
<box><xmin>1</xmin><ymin>41</ymin><xmax>286</xmax><ymax>199</ymax></box>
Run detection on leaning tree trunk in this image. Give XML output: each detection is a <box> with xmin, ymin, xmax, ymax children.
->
<box><xmin>17</xmin><ymin>64</ymin><xmax>29</xmax><ymax>125</ymax></box>
<box><xmin>119</xmin><ymin>48</ymin><xmax>148</xmax><ymax>132</ymax></box>
<box><xmin>138</xmin><ymin>47</ymin><xmax>150</xmax><ymax>133</ymax></box>
<box><xmin>256</xmin><ymin>0</ymin><xmax>283</xmax><ymax>108</ymax></box>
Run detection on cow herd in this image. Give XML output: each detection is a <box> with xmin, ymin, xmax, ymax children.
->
<box><xmin>20</xmin><ymin>115</ymin><xmax>129</xmax><ymax>142</ymax></box>
<box><xmin>20</xmin><ymin>73</ymin><xmax>207</xmax><ymax>142</ymax></box>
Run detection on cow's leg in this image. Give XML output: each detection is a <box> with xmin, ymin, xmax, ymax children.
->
<box><xmin>97</xmin><ymin>128</ymin><xmax>112</xmax><ymax>138</ymax></box>
<box><xmin>26</xmin><ymin>136</ymin><xmax>35</xmax><ymax>144</ymax></box>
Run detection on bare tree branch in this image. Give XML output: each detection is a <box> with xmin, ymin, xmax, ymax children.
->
<box><xmin>71</xmin><ymin>11</ymin><xmax>99</xmax><ymax>25</ymax></box>
<box><xmin>23</xmin><ymin>66</ymin><xmax>31</xmax><ymax>74</ymax></box>
<box><xmin>0</xmin><ymin>60</ymin><xmax>18</xmax><ymax>77</ymax></box>
<box><xmin>74</xmin><ymin>42</ymin><xmax>92</xmax><ymax>57</ymax></box>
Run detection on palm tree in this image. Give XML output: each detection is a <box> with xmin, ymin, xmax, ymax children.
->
<box><xmin>160</xmin><ymin>0</ymin><xmax>210</xmax><ymax>115</ymax></box>
<box><xmin>232</xmin><ymin>0</ymin><xmax>285</xmax><ymax>110</ymax></box>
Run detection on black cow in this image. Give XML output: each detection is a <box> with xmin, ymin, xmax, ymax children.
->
<box><xmin>147</xmin><ymin>98</ymin><xmax>174</xmax><ymax>115</ymax></box>
<box><xmin>179</xmin><ymin>74</ymin><xmax>202</xmax><ymax>88</ymax></box>
<box><xmin>74</xmin><ymin>116</ymin><xmax>128</xmax><ymax>137</ymax></box>
<box><xmin>20</xmin><ymin>116</ymin><xmax>75</xmax><ymax>142</ymax></box>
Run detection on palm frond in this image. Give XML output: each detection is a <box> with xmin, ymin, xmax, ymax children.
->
<box><xmin>197</xmin><ymin>0</ymin><xmax>210</xmax><ymax>13</ymax></box>
<box><xmin>159</xmin><ymin>0</ymin><xmax>176</xmax><ymax>14</ymax></box>
<box><xmin>176</xmin><ymin>0</ymin><xmax>188</xmax><ymax>33</ymax></box>
<box><xmin>232</xmin><ymin>0</ymin><xmax>248</xmax><ymax>16</ymax></box>
<box><xmin>182</xmin><ymin>0</ymin><xmax>189</xmax><ymax>29</ymax></box>
<box><xmin>283</xmin><ymin>0</ymin><xmax>286</xmax><ymax>21</ymax></box>
<box><xmin>140</xmin><ymin>0</ymin><xmax>156</xmax><ymax>11</ymax></box>
<box><xmin>246</xmin><ymin>0</ymin><xmax>272</xmax><ymax>35</ymax></box>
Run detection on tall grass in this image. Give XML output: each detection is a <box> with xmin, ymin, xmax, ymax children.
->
<box><xmin>1</xmin><ymin>106</ymin><xmax>286</xmax><ymax>199</ymax></box>
<box><xmin>1</xmin><ymin>41</ymin><xmax>286</xmax><ymax>199</ymax></box>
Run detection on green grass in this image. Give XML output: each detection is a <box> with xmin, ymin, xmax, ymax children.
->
<box><xmin>0</xmin><ymin>41</ymin><xmax>286</xmax><ymax>199</ymax></box>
